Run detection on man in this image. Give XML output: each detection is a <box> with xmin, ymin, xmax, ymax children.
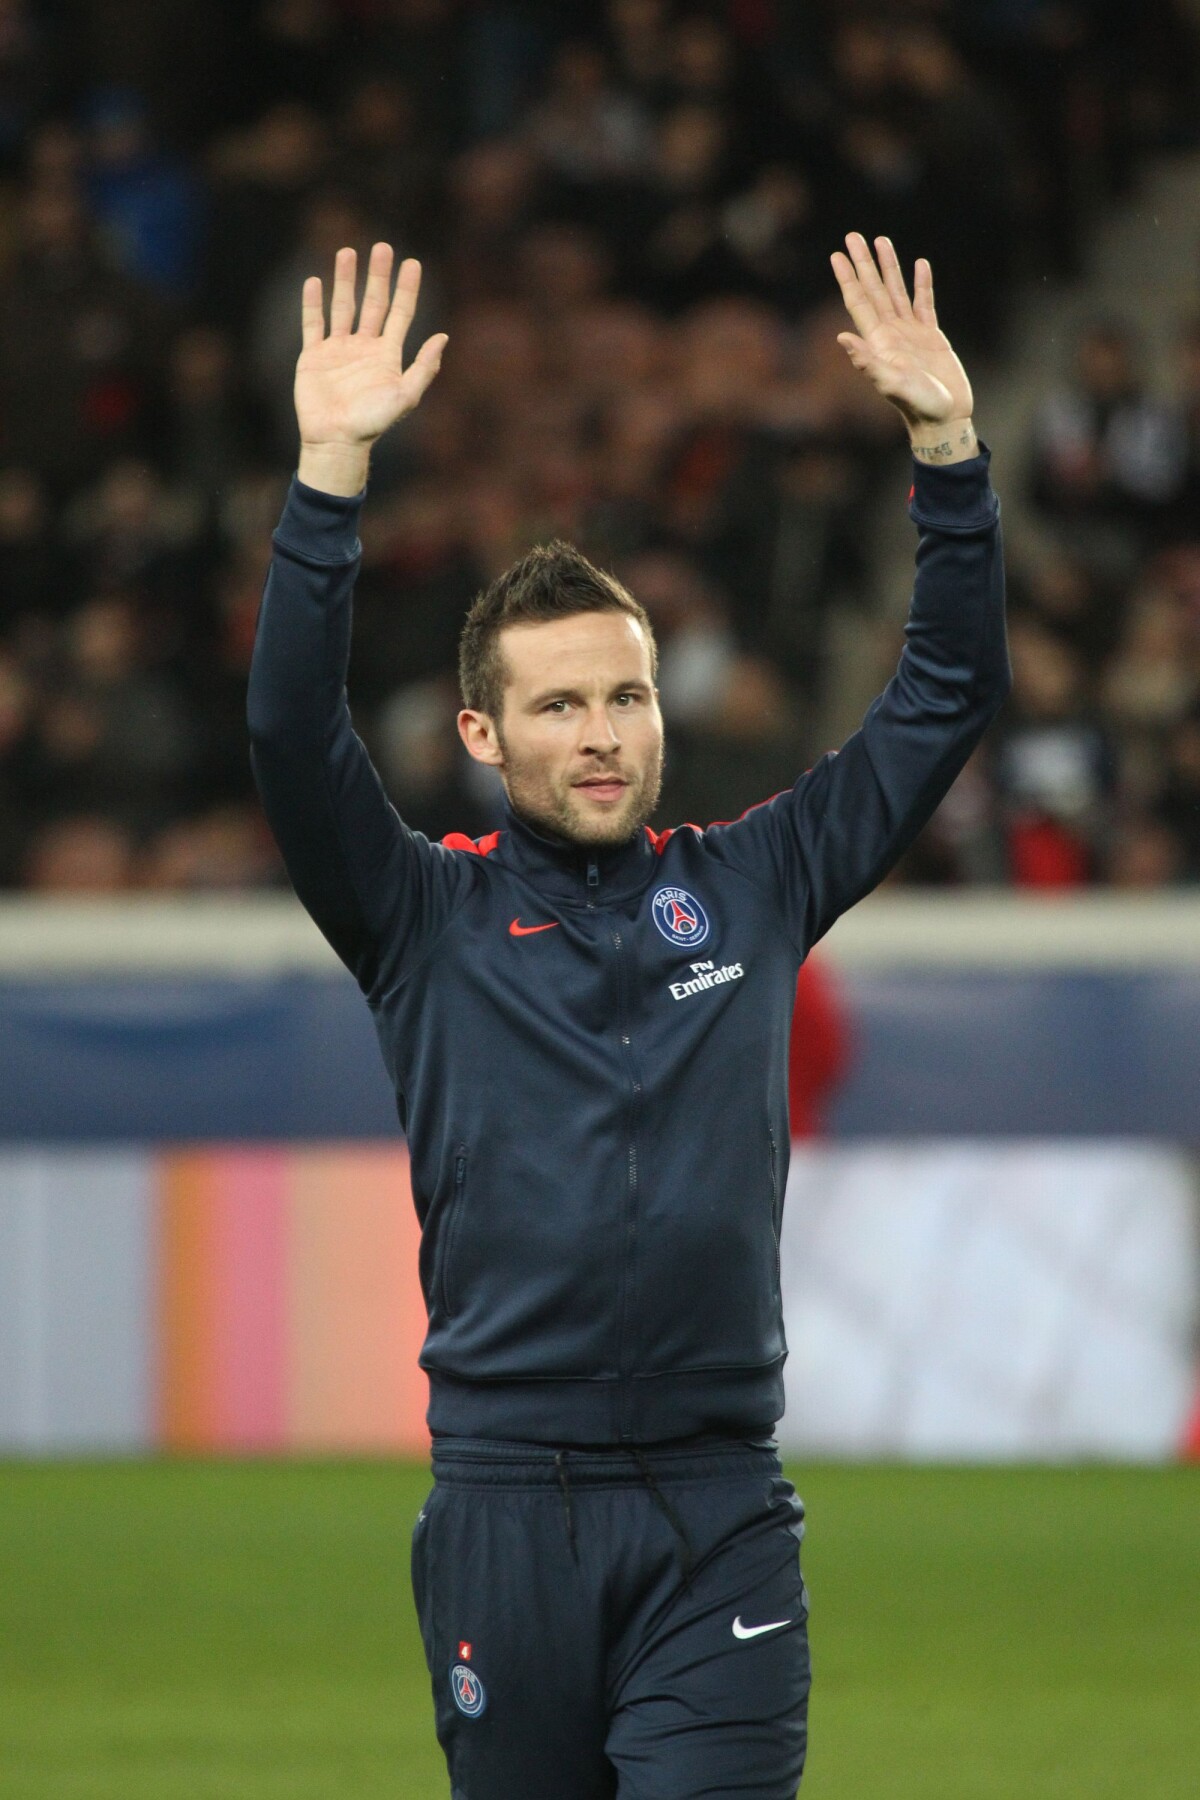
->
<box><xmin>248</xmin><ymin>233</ymin><xmax>1007</xmax><ymax>1798</ymax></box>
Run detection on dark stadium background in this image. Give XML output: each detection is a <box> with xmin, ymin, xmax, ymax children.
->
<box><xmin>2</xmin><ymin>0</ymin><xmax>1200</xmax><ymax>893</ymax></box>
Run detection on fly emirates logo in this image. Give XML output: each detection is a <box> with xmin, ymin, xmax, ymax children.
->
<box><xmin>669</xmin><ymin>958</ymin><xmax>745</xmax><ymax>1002</ymax></box>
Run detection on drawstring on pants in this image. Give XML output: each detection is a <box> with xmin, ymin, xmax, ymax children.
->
<box><xmin>552</xmin><ymin>1444</ymin><xmax>696</xmax><ymax>1589</ymax></box>
<box><xmin>554</xmin><ymin>1450</ymin><xmax>579</xmax><ymax>1563</ymax></box>
<box><xmin>630</xmin><ymin>1447</ymin><xmax>695</xmax><ymax>1589</ymax></box>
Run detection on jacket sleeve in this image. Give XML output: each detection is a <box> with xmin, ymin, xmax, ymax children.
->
<box><xmin>246</xmin><ymin>476</ymin><xmax>473</xmax><ymax>999</ymax></box>
<box><xmin>705</xmin><ymin>449</ymin><xmax>1010</xmax><ymax>954</ymax></box>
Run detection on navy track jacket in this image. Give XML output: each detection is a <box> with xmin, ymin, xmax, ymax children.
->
<box><xmin>248</xmin><ymin>451</ymin><xmax>1009</xmax><ymax>1445</ymax></box>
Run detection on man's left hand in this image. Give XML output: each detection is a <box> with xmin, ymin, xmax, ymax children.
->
<box><xmin>830</xmin><ymin>233</ymin><xmax>977</xmax><ymax>464</ymax></box>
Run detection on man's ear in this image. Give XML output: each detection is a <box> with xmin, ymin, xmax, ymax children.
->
<box><xmin>458</xmin><ymin>707</ymin><xmax>504</xmax><ymax>767</ymax></box>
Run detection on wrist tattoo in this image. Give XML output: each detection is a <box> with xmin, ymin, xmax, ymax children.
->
<box><xmin>911</xmin><ymin>424</ymin><xmax>978</xmax><ymax>463</ymax></box>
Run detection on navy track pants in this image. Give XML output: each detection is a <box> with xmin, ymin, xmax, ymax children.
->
<box><xmin>411</xmin><ymin>1435</ymin><xmax>811</xmax><ymax>1799</ymax></box>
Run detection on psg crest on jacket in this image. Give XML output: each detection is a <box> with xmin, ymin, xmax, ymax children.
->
<box><xmin>651</xmin><ymin>886</ymin><xmax>710</xmax><ymax>948</ymax></box>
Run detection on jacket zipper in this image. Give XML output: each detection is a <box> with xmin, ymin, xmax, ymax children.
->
<box><xmin>437</xmin><ymin>1146</ymin><xmax>468</xmax><ymax>1316</ymax></box>
<box><xmin>610</xmin><ymin>918</ymin><xmax>642</xmax><ymax>1438</ymax></box>
<box><xmin>585</xmin><ymin>855</ymin><xmax>640</xmax><ymax>1435</ymax></box>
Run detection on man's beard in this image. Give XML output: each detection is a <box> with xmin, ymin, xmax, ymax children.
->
<box><xmin>497</xmin><ymin>733</ymin><xmax>664</xmax><ymax>850</ymax></box>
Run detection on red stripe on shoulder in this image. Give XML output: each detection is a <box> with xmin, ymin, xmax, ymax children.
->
<box><xmin>650</xmin><ymin>786</ymin><xmax>810</xmax><ymax>848</ymax></box>
<box><xmin>704</xmin><ymin>790</ymin><xmax>789</xmax><ymax>829</ymax></box>
<box><xmin>645</xmin><ymin>823</ymin><xmax>705</xmax><ymax>853</ymax></box>
<box><xmin>441</xmin><ymin>829</ymin><xmax>502</xmax><ymax>856</ymax></box>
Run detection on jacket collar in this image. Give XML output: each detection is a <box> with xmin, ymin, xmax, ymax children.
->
<box><xmin>497</xmin><ymin>804</ymin><xmax>659</xmax><ymax>903</ymax></box>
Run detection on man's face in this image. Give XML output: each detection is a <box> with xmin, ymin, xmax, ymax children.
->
<box><xmin>459</xmin><ymin>610</ymin><xmax>664</xmax><ymax>848</ymax></box>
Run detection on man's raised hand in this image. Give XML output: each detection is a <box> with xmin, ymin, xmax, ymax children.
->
<box><xmin>830</xmin><ymin>233</ymin><xmax>977</xmax><ymax>464</ymax></box>
<box><xmin>295</xmin><ymin>244</ymin><xmax>447</xmax><ymax>495</ymax></box>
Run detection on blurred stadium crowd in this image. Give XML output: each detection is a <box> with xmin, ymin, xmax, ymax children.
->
<box><xmin>1</xmin><ymin>0</ymin><xmax>1199</xmax><ymax>892</ymax></box>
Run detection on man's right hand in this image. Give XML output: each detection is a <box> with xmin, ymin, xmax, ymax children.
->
<box><xmin>294</xmin><ymin>243</ymin><xmax>447</xmax><ymax>496</ymax></box>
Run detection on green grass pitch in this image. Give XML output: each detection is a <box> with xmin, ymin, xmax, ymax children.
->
<box><xmin>0</xmin><ymin>1461</ymin><xmax>1196</xmax><ymax>1798</ymax></box>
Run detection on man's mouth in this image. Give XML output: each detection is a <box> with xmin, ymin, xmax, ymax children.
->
<box><xmin>573</xmin><ymin>776</ymin><xmax>629</xmax><ymax>804</ymax></box>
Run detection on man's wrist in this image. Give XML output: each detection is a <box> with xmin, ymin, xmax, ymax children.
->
<box><xmin>297</xmin><ymin>441</ymin><xmax>372</xmax><ymax>497</ymax></box>
<box><xmin>907</xmin><ymin>418</ymin><xmax>978</xmax><ymax>466</ymax></box>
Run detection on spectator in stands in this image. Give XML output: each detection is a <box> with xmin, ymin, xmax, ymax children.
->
<box><xmin>1156</xmin><ymin>706</ymin><xmax>1200</xmax><ymax>878</ymax></box>
<box><xmin>606</xmin><ymin>0</ymin><xmax>670</xmax><ymax>106</ymax></box>
<box><xmin>1101</xmin><ymin>581</ymin><xmax>1197</xmax><ymax>743</ymax></box>
<box><xmin>249</xmin><ymin>184</ymin><xmax>381</xmax><ymax>456</ymax></box>
<box><xmin>0</xmin><ymin>0</ymin><xmax>60</xmax><ymax>175</ymax></box>
<box><xmin>371</xmin><ymin>675</ymin><xmax>502</xmax><ymax>846</ymax></box>
<box><xmin>992</xmin><ymin>619</ymin><xmax>1115</xmax><ymax>887</ymax></box>
<box><xmin>14</xmin><ymin>591</ymin><xmax>199</xmax><ymax>838</ymax></box>
<box><xmin>1160</xmin><ymin>314</ymin><xmax>1200</xmax><ymax>540</ymax></box>
<box><xmin>1029</xmin><ymin>320</ymin><xmax>1185</xmax><ymax>557</ymax></box>
<box><xmin>441</xmin><ymin>133</ymin><xmax>539</xmax><ymax>303</ymax></box>
<box><xmin>0</xmin><ymin>466</ymin><xmax>63</xmax><ymax>626</ymax></box>
<box><xmin>625</xmin><ymin>541</ymin><xmax>801</xmax><ymax>830</ymax></box>
<box><xmin>1104</xmin><ymin>815</ymin><xmax>1185</xmax><ymax>887</ymax></box>
<box><xmin>888</xmin><ymin>22</ymin><xmax>1018</xmax><ymax>353</ymax></box>
<box><xmin>245</xmin><ymin>0</ymin><xmax>348</xmax><ymax>116</ymax></box>
<box><xmin>0</xmin><ymin>644</ymin><xmax>33</xmax><ymax>883</ymax></box>
<box><xmin>350</xmin><ymin>479</ymin><xmax>485</xmax><ymax>702</ymax></box>
<box><xmin>203</xmin><ymin>101</ymin><xmax>330</xmax><ymax>332</ymax></box>
<box><xmin>631</xmin><ymin>98</ymin><xmax>742</xmax><ymax>310</ymax></box>
<box><xmin>22</xmin><ymin>814</ymin><xmax>137</xmax><ymax>892</ymax></box>
<box><xmin>719</xmin><ymin>163</ymin><xmax>829</xmax><ymax>318</ymax></box>
<box><xmin>155</xmin><ymin>324</ymin><xmax>269</xmax><ymax>501</ymax></box>
<box><xmin>330</xmin><ymin>71</ymin><xmax>440</xmax><ymax>248</ymax></box>
<box><xmin>527</xmin><ymin>37</ymin><xmax>652</xmax><ymax>199</ymax></box>
<box><xmin>1006</xmin><ymin>549</ymin><xmax>1121</xmax><ymax>674</ymax></box>
<box><xmin>0</xmin><ymin>174</ymin><xmax>162</xmax><ymax>488</ymax></box>
<box><xmin>139</xmin><ymin>802</ymin><xmax>281</xmax><ymax>890</ymax></box>
<box><xmin>58</xmin><ymin>457</ymin><xmax>217</xmax><ymax>683</ymax></box>
<box><xmin>84</xmin><ymin>86</ymin><xmax>202</xmax><ymax>295</ymax></box>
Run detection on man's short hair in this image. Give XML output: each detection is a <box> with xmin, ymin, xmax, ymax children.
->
<box><xmin>458</xmin><ymin>539</ymin><xmax>657</xmax><ymax>719</ymax></box>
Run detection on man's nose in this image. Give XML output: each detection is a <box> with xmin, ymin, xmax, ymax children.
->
<box><xmin>579</xmin><ymin>706</ymin><xmax>620</xmax><ymax>753</ymax></box>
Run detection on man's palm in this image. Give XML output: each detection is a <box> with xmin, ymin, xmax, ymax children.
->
<box><xmin>295</xmin><ymin>244</ymin><xmax>446</xmax><ymax>448</ymax></box>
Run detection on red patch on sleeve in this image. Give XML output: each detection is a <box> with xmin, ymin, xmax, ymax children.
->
<box><xmin>441</xmin><ymin>830</ymin><xmax>502</xmax><ymax>857</ymax></box>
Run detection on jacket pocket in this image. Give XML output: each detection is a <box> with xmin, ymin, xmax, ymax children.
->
<box><xmin>435</xmin><ymin>1146</ymin><xmax>468</xmax><ymax>1317</ymax></box>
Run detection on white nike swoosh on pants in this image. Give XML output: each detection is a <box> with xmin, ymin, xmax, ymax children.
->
<box><xmin>732</xmin><ymin>1615</ymin><xmax>792</xmax><ymax>1640</ymax></box>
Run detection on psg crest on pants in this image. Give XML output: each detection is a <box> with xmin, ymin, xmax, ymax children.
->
<box><xmin>651</xmin><ymin>885</ymin><xmax>710</xmax><ymax>949</ymax></box>
<box><xmin>450</xmin><ymin>1661</ymin><xmax>487</xmax><ymax>1717</ymax></box>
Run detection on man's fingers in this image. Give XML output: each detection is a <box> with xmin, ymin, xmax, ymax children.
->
<box><xmin>830</xmin><ymin>248</ymin><xmax>881</xmax><ymax>338</ymax></box>
<box><xmin>301</xmin><ymin>275</ymin><xmax>325</xmax><ymax>348</ymax></box>
<box><xmin>875</xmin><ymin>236</ymin><xmax>912</xmax><ymax>317</ymax></box>
<box><xmin>385</xmin><ymin>257</ymin><xmax>422</xmax><ymax>345</ymax></box>
<box><xmin>329</xmin><ymin>246</ymin><xmax>358</xmax><ymax>337</ymax></box>
<box><xmin>358</xmin><ymin>242</ymin><xmax>394</xmax><ymax>337</ymax></box>
<box><xmin>912</xmin><ymin>257</ymin><xmax>937</xmax><ymax>324</ymax></box>
<box><xmin>846</xmin><ymin>231</ymin><xmax>897</xmax><ymax>318</ymax></box>
<box><xmin>401</xmin><ymin>331</ymin><xmax>448</xmax><ymax>405</ymax></box>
